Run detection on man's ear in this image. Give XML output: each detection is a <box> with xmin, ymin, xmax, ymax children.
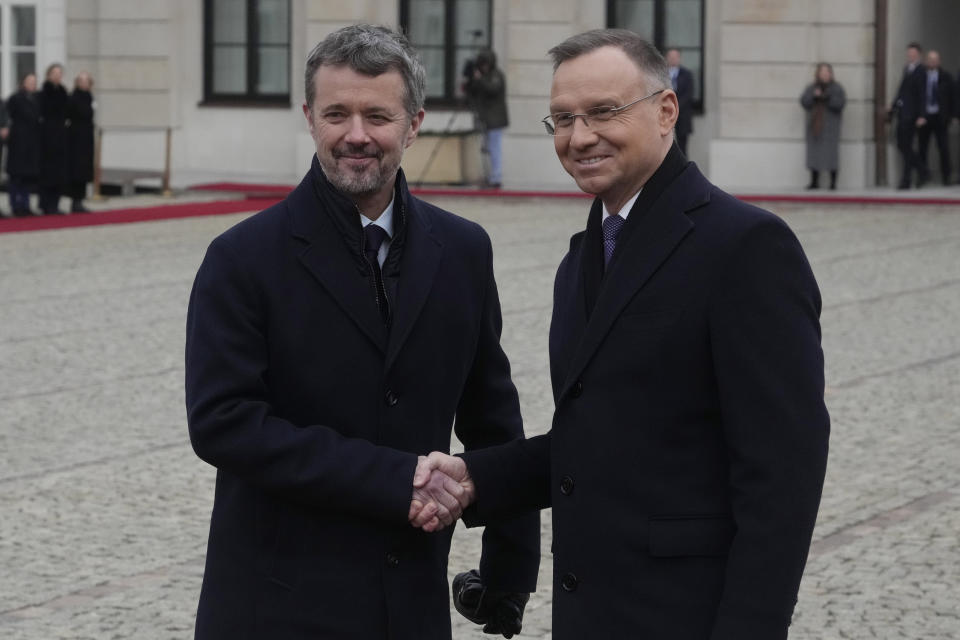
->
<box><xmin>659</xmin><ymin>90</ymin><xmax>679</xmax><ymax>136</ymax></box>
<box><xmin>405</xmin><ymin>108</ymin><xmax>426</xmax><ymax>148</ymax></box>
<box><xmin>302</xmin><ymin>102</ymin><xmax>315</xmax><ymax>135</ymax></box>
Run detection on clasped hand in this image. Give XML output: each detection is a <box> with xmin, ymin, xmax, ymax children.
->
<box><xmin>408</xmin><ymin>453</ymin><xmax>474</xmax><ymax>532</ymax></box>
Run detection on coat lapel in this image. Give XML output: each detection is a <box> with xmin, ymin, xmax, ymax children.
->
<box><xmin>384</xmin><ymin>201</ymin><xmax>442</xmax><ymax>372</ymax></box>
<box><xmin>559</xmin><ymin>165</ymin><xmax>712</xmax><ymax>397</ymax></box>
<box><xmin>288</xmin><ymin>175</ymin><xmax>389</xmax><ymax>353</ymax></box>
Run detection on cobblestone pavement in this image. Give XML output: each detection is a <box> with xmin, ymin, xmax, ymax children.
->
<box><xmin>2</xmin><ymin>197</ymin><xmax>959</xmax><ymax>639</ymax></box>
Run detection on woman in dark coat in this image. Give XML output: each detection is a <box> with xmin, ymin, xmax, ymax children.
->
<box><xmin>66</xmin><ymin>72</ymin><xmax>95</xmax><ymax>213</ymax></box>
<box><xmin>38</xmin><ymin>63</ymin><xmax>69</xmax><ymax>214</ymax></box>
<box><xmin>5</xmin><ymin>73</ymin><xmax>41</xmax><ymax>216</ymax></box>
<box><xmin>800</xmin><ymin>62</ymin><xmax>846</xmax><ymax>189</ymax></box>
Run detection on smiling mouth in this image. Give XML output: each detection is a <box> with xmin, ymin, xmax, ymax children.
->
<box><xmin>575</xmin><ymin>156</ymin><xmax>609</xmax><ymax>166</ymax></box>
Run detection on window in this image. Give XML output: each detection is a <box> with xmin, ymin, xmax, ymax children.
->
<box><xmin>401</xmin><ymin>0</ymin><xmax>492</xmax><ymax>105</ymax></box>
<box><xmin>608</xmin><ymin>0</ymin><xmax>705</xmax><ymax>111</ymax></box>
<box><xmin>0</xmin><ymin>2</ymin><xmax>37</xmax><ymax>97</ymax></box>
<box><xmin>203</xmin><ymin>0</ymin><xmax>290</xmax><ymax>105</ymax></box>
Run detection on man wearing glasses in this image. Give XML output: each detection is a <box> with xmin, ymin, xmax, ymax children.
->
<box><xmin>411</xmin><ymin>29</ymin><xmax>830</xmax><ymax>639</ymax></box>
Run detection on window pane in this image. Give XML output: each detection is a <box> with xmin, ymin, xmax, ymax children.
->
<box><xmin>14</xmin><ymin>52</ymin><xmax>36</xmax><ymax>87</ymax></box>
<box><xmin>614</xmin><ymin>0</ymin><xmax>655</xmax><ymax>40</ymax></box>
<box><xmin>454</xmin><ymin>0</ymin><xmax>490</xmax><ymax>46</ymax></box>
<box><xmin>257</xmin><ymin>0</ymin><xmax>289</xmax><ymax>45</ymax></box>
<box><xmin>213</xmin><ymin>45</ymin><xmax>246</xmax><ymax>93</ymax></box>
<box><xmin>214</xmin><ymin>0</ymin><xmax>247</xmax><ymax>43</ymax></box>
<box><xmin>408</xmin><ymin>0</ymin><xmax>446</xmax><ymax>46</ymax></box>
<box><xmin>665</xmin><ymin>0</ymin><xmax>702</xmax><ymax>49</ymax></box>
<box><xmin>13</xmin><ymin>5</ymin><xmax>36</xmax><ymax>47</ymax></box>
<box><xmin>419</xmin><ymin>47</ymin><xmax>445</xmax><ymax>98</ymax></box>
<box><xmin>257</xmin><ymin>46</ymin><xmax>289</xmax><ymax>94</ymax></box>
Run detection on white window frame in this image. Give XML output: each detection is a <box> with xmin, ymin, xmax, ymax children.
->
<box><xmin>0</xmin><ymin>1</ymin><xmax>39</xmax><ymax>98</ymax></box>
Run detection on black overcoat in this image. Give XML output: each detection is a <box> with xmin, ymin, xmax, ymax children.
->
<box><xmin>674</xmin><ymin>65</ymin><xmax>695</xmax><ymax>136</ymax></box>
<box><xmin>4</xmin><ymin>90</ymin><xmax>41</xmax><ymax>179</ymax></box>
<box><xmin>185</xmin><ymin>161</ymin><xmax>539</xmax><ymax>639</ymax></box>
<box><xmin>38</xmin><ymin>81</ymin><xmax>68</xmax><ymax>188</ymax></box>
<box><xmin>66</xmin><ymin>88</ymin><xmax>95</xmax><ymax>183</ymax></box>
<box><xmin>892</xmin><ymin>64</ymin><xmax>925</xmax><ymax>123</ymax></box>
<box><xmin>464</xmin><ymin>148</ymin><xmax>830</xmax><ymax>639</ymax></box>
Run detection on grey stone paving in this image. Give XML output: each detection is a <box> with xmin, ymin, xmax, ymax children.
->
<box><xmin>1</xmin><ymin>197</ymin><xmax>959</xmax><ymax>639</ymax></box>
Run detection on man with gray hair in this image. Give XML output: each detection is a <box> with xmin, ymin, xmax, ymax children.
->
<box><xmin>186</xmin><ymin>24</ymin><xmax>537</xmax><ymax>639</ymax></box>
<box><xmin>412</xmin><ymin>28</ymin><xmax>829</xmax><ymax>639</ymax></box>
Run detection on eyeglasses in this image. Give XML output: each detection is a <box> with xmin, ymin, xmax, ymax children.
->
<box><xmin>541</xmin><ymin>89</ymin><xmax>666</xmax><ymax>137</ymax></box>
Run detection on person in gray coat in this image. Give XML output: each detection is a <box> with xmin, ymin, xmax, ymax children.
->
<box><xmin>801</xmin><ymin>63</ymin><xmax>846</xmax><ymax>189</ymax></box>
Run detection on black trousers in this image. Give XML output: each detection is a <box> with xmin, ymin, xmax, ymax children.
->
<box><xmin>917</xmin><ymin>112</ymin><xmax>951</xmax><ymax>183</ymax></box>
<box><xmin>38</xmin><ymin>186</ymin><xmax>62</xmax><ymax>214</ymax></box>
<box><xmin>896</xmin><ymin>120</ymin><xmax>918</xmax><ymax>186</ymax></box>
<box><xmin>7</xmin><ymin>175</ymin><xmax>34</xmax><ymax>213</ymax></box>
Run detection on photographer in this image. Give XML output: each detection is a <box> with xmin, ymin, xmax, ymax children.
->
<box><xmin>464</xmin><ymin>49</ymin><xmax>507</xmax><ymax>188</ymax></box>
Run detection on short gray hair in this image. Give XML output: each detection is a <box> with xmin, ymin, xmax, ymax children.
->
<box><xmin>548</xmin><ymin>29</ymin><xmax>670</xmax><ymax>92</ymax></box>
<box><xmin>304</xmin><ymin>24</ymin><xmax>426</xmax><ymax>118</ymax></box>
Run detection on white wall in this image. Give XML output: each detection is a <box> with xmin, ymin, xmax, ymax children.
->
<box><xmin>708</xmin><ymin>0</ymin><xmax>876</xmax><ymax>190</ymax></box>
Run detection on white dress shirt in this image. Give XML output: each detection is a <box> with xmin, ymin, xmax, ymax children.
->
<box><xmin>601</xmin><ymin>189</ymin><xmax>642</xmax><ymax>226</ymax></box>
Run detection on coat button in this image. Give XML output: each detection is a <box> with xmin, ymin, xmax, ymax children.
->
<box><xmin>560</xmin><ymin>476</ymin><xmax>575</xmax><ymax>496</ymax></box>
<box><xmin>570</xmin><ymin>381</ymin><xmax>583</xmax><ymax>398</ymax></box>
<box><xmin>385</xmin><ymin>390</ymin><xmax>399</xmax><ymax>406</ymax></box>
<box><xmin>560</xmin><ymin>573</ymin><xmax>578</xmax><ymax>592</ymax></box>
<box><xmin>386</xmin><ymin>552</ymin><xmax>400</xmax><ymax>568</ymax></box>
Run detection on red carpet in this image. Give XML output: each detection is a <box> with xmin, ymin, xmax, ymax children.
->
<box><xmin>5</xmin><ymin>186</ymin><xmax>960</xmax><ymax>235</ymax></box>
<box><xmin>0</xmin><ymin>198</ymin><xmax>282</xmax><ymax>235</ymax></box>
<box><xmin>190</xmin><ymin>182</ymin><xmax>960</xmax><ymax>205</ymax></box>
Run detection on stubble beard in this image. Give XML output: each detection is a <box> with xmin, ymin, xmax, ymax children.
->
<box><xmin>320</xmin><ymin>149</ymin><xmax>400</xmax><ymax>197</ymax></box>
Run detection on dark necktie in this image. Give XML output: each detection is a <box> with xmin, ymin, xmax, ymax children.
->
<box><xmin>602</xmin><ymin>214</ymin><xmax>625</xmax><ymax>269</ymax></box>
<box><xmin>363</xmin><ymin>223</ymin><xmax>390</xmax><ymax>324</ymax></box>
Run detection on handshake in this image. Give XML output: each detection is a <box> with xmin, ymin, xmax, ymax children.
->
<box><xmin>408</xmin><ymin>452</ymin><xmax>474</xmax><ymax>532</ymax></box>
<box><xmin>408</xmin><ymin>453</ymin><xmax>529</xmax><ymax>639</ymax></box>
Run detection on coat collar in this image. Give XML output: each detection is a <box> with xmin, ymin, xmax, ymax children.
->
<box><xmin>289</xmin><ymin>158</ymin><xmax>441</xmax><ymax>368</ymax></box>
<box><xmin>560</xmin><ymin>159</ymin><xmax>712</xmax><ymax>398</ymax></box>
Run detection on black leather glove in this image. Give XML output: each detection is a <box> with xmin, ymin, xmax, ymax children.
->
<box><xmin>452</xmin><ymin>569</ymin><xmax>530</xmax><ymax>638</ymax></box>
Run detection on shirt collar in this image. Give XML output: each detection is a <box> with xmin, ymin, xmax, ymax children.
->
<box><xmin>360</xmin><ymin>194</ymin><xmax>395</xmax><ymax>237</ymax></box>
<box><xmin>601</xmin><ymin>189</ymin><xmax>642</xmax><ymax>223</ymax></box>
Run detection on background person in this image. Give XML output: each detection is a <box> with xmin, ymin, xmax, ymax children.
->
<box><xmin>185</xmin><ymin>24</ymin><xmax>537</xmax><ymax>640</ymax></box>
<box><xmin>800</xmin><ymin>62</ymin><xmax>846</xmax><ymax>190</ymax></box>
<box><xmin>5</xmin><ymin>73</ymin><xmax>40</xmax><ymax>217</ymax></box>
<box><xmin>66</xmin><ymin>71</ymin><xmax>95</xmax><ymax>213</ymax></box>
<box><xmin>665</xmin><ymin>47</ymin><xmax>693</xmax><ymax>154</ymax></box>
<box><xmin>464</xmin><ymin>49</ymin><xmax>508</xmax><ymax>188</ymax></box>
<box><xmin>915</xmin><ymin>50</ymin><xmax>954</xmax><ymax>186</ymax></box>
<box><xmin>889</xmin><ymin>42</ymin><xmax>926</xmax><ymax>189</ymax></box>
<box><xmin>38</xmin><ymin>63</ymin><xmax>68</xmax><ymax>215</ymax></box>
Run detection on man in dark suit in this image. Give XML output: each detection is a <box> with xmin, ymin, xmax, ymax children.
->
<box><xmin>666</xmin><ymin>47</ymin><xmax>694</xmax><ymax>154</ymax></box>
<box><xmin>889</xmin><ymin>42</ymin><xmax>926</xmax><ymax>189</ymax></box>
<box><xmin>185</xmin><ymin>25</ymin><xmax>538</xmax><ymax>639</ymax></box>
<box><xmin>916</xmin><ymin>50</ymin><xmax>954</xmax><ymax>186</ymax></box>
<box><xmin>412</xmin><ymin>29</ymin><xmax>830</xmax><ymax>640</ymax></box>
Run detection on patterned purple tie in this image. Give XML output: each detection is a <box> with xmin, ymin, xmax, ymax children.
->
<box><xmin>602</xmin><ymin>214</ymin><xmax>626</xmax><ymax>268</ymax></box>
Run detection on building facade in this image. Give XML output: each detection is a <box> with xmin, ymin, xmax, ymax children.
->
<box><xmin>9</xmin><ymin>0</ymin><xmax>959</xmax><ymax>190</ymax></box>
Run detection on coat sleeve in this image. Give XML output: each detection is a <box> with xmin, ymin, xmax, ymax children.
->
<box><xmin>827</xmin><ymin>84</ymin><xmax>846</xmax><ymax>113</ymax></box>
<box><xmin>468</xmin><ymin>69</ymin><xmax>505</xmax><ymax>98</ymax></box>
<box><xmin>185</xmin><ymin>235</ymin><xmax>418</xmax><ymax>524</ymax></box>
<box><xmin>799</xmin><ymin>85</ymin><xmax>816</xmax><ymax>110</ymax></box>
<box><xmin>706</xmin><ymin>217</ymin><xmax>830</xmax><ymax>639</ymax></box>
<box><xmin>453</xmin><ymin>230</ymin><xmax>541</xmax><ymax>593</ymax></box>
